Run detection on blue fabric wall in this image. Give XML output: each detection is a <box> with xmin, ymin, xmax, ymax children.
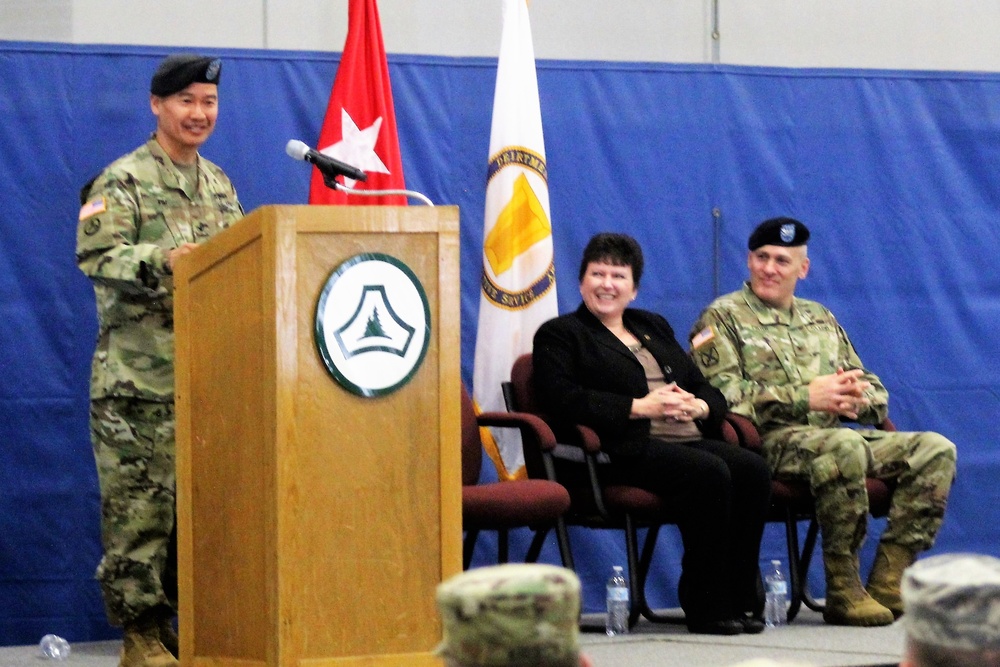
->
<box><xmin>1</xmin><ymin>41</ymin><xmax>998</xmax><ymax>645</ymax></box>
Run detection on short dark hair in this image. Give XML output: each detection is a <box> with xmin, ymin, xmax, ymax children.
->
<box><xmin>578</xmin><ymin>233</ymin><xmax>644</xmax><ymax>287</ymax></box>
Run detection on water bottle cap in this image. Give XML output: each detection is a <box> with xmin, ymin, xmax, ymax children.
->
<box><xmin>771</xmin><ymin>559</ymin><xmax>781</xmax><ymax>565</ymax></box>
<box><xmin>613</xmin><ymin>565</ymin><xmax>623</xmax><ymax>573</ymax></box>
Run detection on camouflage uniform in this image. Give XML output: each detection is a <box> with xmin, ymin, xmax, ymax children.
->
<box><xmin>77</xmin><ymin>135</ymin><xmax>242</xmax><ymax>625</ymax></box>
<box><xmin>903</xmin><ymin>553</ymin><xmax>1000</xmax><ymax>659</ymax></box>
<box><xmin>689</xmin><ymin>283</ymin><xmax>956</xmax><ymax>558</ymax></box>
<box><xmin>436</xmin><ymin>563</ymin><xmax>581</xmax><ymax>667</ymax></box>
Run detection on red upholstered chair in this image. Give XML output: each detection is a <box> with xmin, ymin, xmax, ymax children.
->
<box><xmin>723</xmin><ymin>413</ymin><xmax>897</xmax><ymax>622</ymax></box>
<box><xmin>504</xmin><ymin>354</ymin><xmax>685</xmax><ymax>630</ymax></box>
<box><xmin>461</xmin><ymin>384</ymin><xmax>573</xmax><ymax>570</ymax></box>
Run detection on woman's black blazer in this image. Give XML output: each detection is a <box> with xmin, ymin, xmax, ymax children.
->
<box><xmin>532</xmin><ymin>304</ymin><xmax>727</xmax><ymax>457</ymax></box>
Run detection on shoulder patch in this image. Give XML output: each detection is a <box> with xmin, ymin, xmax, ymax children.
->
<box><xmin>79</xmin><ymin>196</ymin><xmax>106</xmax><ymax>221</ymax></box>
<box><xmin>698</xmin><ymin>346</ymin><xmax>720</xmax><ymax>368</ymax></box>
<box><xmin>691</xmin><ymin>325</ymin><xmax>715</xmax><ymax>349</ymax></box>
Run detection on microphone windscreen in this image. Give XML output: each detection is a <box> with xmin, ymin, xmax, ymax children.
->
<box><xmin>285</xmin><ymin>139</ymin><xmax>310</xmax><ymax>160</ymax></box>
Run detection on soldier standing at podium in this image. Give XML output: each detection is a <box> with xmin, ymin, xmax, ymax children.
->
<box><xmin>76</xmin><ymin>54</ymin><xmax>243</xmax><ymax>667</ymax></box>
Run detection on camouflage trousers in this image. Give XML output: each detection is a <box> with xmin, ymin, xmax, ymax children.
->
<box><xmin>91</xmin><ymin>397</ymin><xmax>177</xmax><ymax>627</ymax></box>
<box><xmin>761</xmin><ymin>426</ymin><xmax>957</xmax><ymax>558</ymax></box>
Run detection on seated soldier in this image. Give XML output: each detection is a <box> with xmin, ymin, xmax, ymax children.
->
<box><xmin>690</xmin><ymin>216</ymin><xmax>957</xmax><ymax>627</ymax></box>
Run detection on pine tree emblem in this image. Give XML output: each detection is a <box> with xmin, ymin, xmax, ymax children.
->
<box><xmin>361</xmin><ymin>308</ymin><xmax>390</xmax><ymax>340</ymax></box>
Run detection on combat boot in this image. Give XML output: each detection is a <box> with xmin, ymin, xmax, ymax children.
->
<box><xmin>120</xmin><ymin>612</ymin><xmax>179</xmax><ymax>667</ymax></box>
<box><xmin>866</xmin><ymin>542</ymin><xmax>917</xmax><ymax>619</ymax></box>
<box><xmin>822</xmin><ymin>554</ymin><xmax>895</xmax><ymax>627</ymax></box>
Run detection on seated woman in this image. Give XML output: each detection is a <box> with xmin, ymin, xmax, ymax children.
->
<box><xmin>532</xmin><ymin>232</ymin><xmax>772</xmax><ymax>635</ymax></box>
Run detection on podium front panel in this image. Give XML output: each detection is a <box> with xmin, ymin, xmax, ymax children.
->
<box><xmin>288</xmin><ymin>228</ymin><xmax>443</xmax><ymax>656</ymax></box>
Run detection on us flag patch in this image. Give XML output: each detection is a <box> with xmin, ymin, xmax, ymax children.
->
<box><xmin>691</xmin><ymin>325</ymin><xmax>715</xmax><ymax>349</ymax></box>
<box><xmin>79</xmin><ymin>196</ymin><xmax>106</xmax><ymax>221</ymax></box>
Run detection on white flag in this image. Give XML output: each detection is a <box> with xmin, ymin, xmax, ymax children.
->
<box><xmin>473</xmin><ymin>0</ymin><xmax>558</xmax><ymax>480</ymax></box>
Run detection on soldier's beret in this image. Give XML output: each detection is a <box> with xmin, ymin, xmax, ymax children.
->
<box><xmin>150</xmin><ymin>54</ymin><xmax>222</xmax><ymax>97</ymax></box>
<box><xmin>436</xmin><ymin>563</ymin><xmax>581</xmax><ymax>667</ymax></box>
<box><xmin>748</xmin><ymin>217</ymin><xmax>810</xmax><ymax>251</ymax></box>
<box><xmin>903</xmin><ymin>553</ymin><xmax>1000</xmax><ymax>650</ymax></box>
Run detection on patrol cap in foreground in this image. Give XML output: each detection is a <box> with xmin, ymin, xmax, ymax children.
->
<box><xmin>436</xmin><ymin>563</ymin><xmax>581</xmax><ymax>667</ymax></box>
<box><xmin>748</xmin><ymin>217</ymin><xmax>810</xmax><ymax>251</ymax></box>
<box><xmin>150</xmin><ymin>54</ymin><xmax>222</xmax><ymax>97</ymax></box>
<box><xmin>902</xmin><ymin>553</ymin><xmax>1000</xmax><ymax>651</ymax></box>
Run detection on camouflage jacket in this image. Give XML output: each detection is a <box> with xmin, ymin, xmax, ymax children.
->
<box><xmin>76</xmin><ymin>136</ymin><xmax>243</xmax><ymax>401</ymax></box>
<box><xmin>689</xmin><ymin>282</ymin><xmax>888</xmax><ymax>433</ymax></box>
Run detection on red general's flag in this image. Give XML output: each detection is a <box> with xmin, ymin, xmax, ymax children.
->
<box><xmin>309</xmin><ymin>0</ymin><xmax>406</xmax><ymax>205</ymax></box>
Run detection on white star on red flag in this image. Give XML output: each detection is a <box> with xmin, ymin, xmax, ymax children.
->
<box><xmin>318</xmin><ymin>109</ymin><xmax>390</xmax><ymax>187</ymax></box>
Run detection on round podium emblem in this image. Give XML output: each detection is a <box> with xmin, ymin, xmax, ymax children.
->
<box><xmin>314</xmin><ymin>253</ymin><xmax>430</xmax><ymax>397</ymax></box>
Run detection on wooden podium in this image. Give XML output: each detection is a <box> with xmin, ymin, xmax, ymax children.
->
<box><xmin>173</xmin><ymin>205</ymin><xmax>461</xmax><ymax>667</ymax></box>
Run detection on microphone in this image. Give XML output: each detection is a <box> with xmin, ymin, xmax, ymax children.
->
<box><xmin>285</xmin><ymin>139</ymin><xmax>367</xmax><ymax>182</ymax></box>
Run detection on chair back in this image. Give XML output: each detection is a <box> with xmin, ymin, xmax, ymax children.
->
<box><xmin>506</xmin><ymin>354</ymin><xmax>563</xmax><ymax>480</ymax></box>
<box><xmin>509</xmin><ymin>353</ymin><xmax>542</xmax><ymax>414</ymax></box>
<box><xmin>460</xmin><ymin>384</ymin><xmax>484</xmax><ymax>486</ymax></box>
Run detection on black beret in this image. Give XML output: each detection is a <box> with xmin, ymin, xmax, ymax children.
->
<box><xmin>748</xmin><ymin>217</ymin><xmax>810</xmax><ymax>251</ymax></box>
<box><xmin>150</xmin><ymin>54</ymin><xmax>222</xmax><ymax>97</ymax></box>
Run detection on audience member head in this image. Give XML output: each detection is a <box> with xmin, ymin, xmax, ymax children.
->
<box><xmin>901</xmin><ymin>552</ymin><xmax>1000</xmax><ymax>667</ymax></box>
<box><xmin>436</xmin><ymin>563</ymin><xmax>590</xmax><ymax>667</ymax></box>
<box><xmin>578</xmin><ymin>232</ymin><xmax>644</xmax><ymax>287</ymax></box>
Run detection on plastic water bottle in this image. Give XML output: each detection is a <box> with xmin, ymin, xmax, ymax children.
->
<box><xmin>605</xmin><ymin>565</ymin><xmax>629</xmax><ymax>636</ymax></box>
<box><xmin>764</xmin><ymin>559</ymin><xmax>788</xmax><ymax>628</ymax></box>
<box><xmin>39</xmin><ymin>634</ymin><xmax>71</xmax><ymax>660</ymax></box>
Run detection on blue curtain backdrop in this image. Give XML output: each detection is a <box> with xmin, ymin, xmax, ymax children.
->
<box><xmin>1</xmin><ymin>41</ymin><xmax>998</xmax><ymax>644</ymax></box>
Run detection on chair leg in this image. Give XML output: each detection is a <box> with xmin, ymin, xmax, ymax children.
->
<box><xmin>636</xmin><ymin>524</ymin><xmax>685</xmax><ymax>625</ymax></box>
<box><xmin>498</xmin><ymin>528</ymin><xmax>510</xmax><ymax>564</ymax></box>
<box><xmin>799</xmin><ymin>518</ymin><xmax>825</xmax><ymax>613</ymax></box>
<box><xmin>524</xmin><ymin>527</ymin><xmax>551</xmax><ymax>563</ymax></box>
<box><xmin>463</xmin><ymin>529</ymin><xmax>479</xmax><ymax>570</ymax></box>
<box><xmin>783</xmin><ymin>511</ymin><xmax>804</xmax><ymax>622</ymax></box>
<box><xmin>523</xmin><ymin>520</ymin><xmax>574</xmax><ymax>568</ymax></box>
<box><xmin>554</xmin><ymin>517</ymin><xmax>575</xmax><ymax>569</ymax></box>
<box><xmin>623</xmin><ymin>513</ymin><xmax>643</xmax><ymax>629</ymax></box>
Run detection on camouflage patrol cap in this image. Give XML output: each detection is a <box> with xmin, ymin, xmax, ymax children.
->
<box><xmin>748</xmin><ymin>217</ymin><xmax>810</xmax><ymax>251</ymax></box>
<box><xmin>902</xmin><ymin>553</ymin><xmax>1000</xmax><ymax>650</ymax></box>
<box><xmin>436</xmin><ymin>563</ymin><xmax>581</xmax><ymax>667</ymax></box>
<box><xmin>150</xmin><ymin>54</ymin><xmax>222</xmax><ymax>97</ymax></box>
